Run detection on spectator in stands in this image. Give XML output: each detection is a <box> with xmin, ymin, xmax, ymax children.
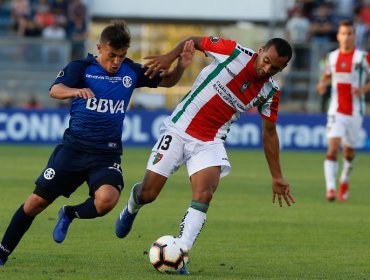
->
<box><xmin>34</xmin><ymin>1</ymin><xmax>54</xmax><ymax>30</ymax></box>
<box><xmin>42</xmin><ymin>18</ymin><xmax>65</xmax><ymax>40</ymax></box>
<box><xmin>0</xmin><ymin>0</ymin><xmax>13</xmax><ymax>35</ymax></box>
<box><xmin>42</xmin><ymin>18</ymin><xmax>67</xmax><ymax>63</ymax></box>
<box><xmin>69</xmin><ymin>16</ymin><xmax>87</xmax><ymax>60</ymax></box>
<box><xmin>286</xmin><ymin>5</ymin><xmax>311</xmax><ymax>69</ymax></box>
<box><xmin>0</xmin><ymin>94</ymin><xmax>13</xmax><ymax>108</ymax></box>
<box><xmin>354</xmin><ymin>6</ymin><xmax>370</xmax><ymax>50</ymax></box>
<box><xmin>310</xmin><ymin>2</ymin><xmax>336</xmax><ymax>45</ymax></box>
<box><xmin>33</xmin><ymin>0</ymin><xmax>50</xmax><ymax>15</ymax></box>
<box><xmin>17</xmin><ymin>15</ymin><xmax>41</xmax><ymax>36</ymax></box>
<box><xmin>296</xmin><ymin>0</ymin><xmax>320</xmax><ymax>20</ymax></box>
<box><xmin>67</xmin><ymin>0</ymin><xmax>86</xmax><ymax>36</ymax></box>
<box><xmin>51</xmin><ymin>0</ymin><xmax>68</xmax><ymax>14</ymax></box>
<box><xmin>23</xmin><ymin>94</ymin><xmax>42</xmax><ymax>109</ymax></box>
<box><xmin>359</xmin><ymin>0</ymin><xmax>370</xmax><ymax>25</ymax></box>
<box><xmin>333</xmin><ymin>0</ymin><xmax>356</xmax><ymax>20</ymax></box>
<box><xmin>11</xmin><ymin>0</ymin><xmax>31</xmax><ymax>32</ymax></box>
<box><xmin>51</xmin><ymin>5</ymin><xmax>67</xmax><ymax>31</ymax></box>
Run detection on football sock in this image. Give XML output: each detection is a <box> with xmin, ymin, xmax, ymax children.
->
<box><xmin>0</xmin><ymin>204</ymin><xmax>34</xmax><ymax>262</ymax></box>
<box><xmin>179</xmin><ymin>203</ymin><xmax>207</xmax><ymax>250</ymax></box>
<box><xmin>340</xmin><ymin>158</ymin><xmax>354</xmax><ymax>183</ymax></box>
<box><xmin>64</xmin><ymin>197</ymin><xmax>101</xmax><ymax>219</ymax></box>
<box><xmin>190</xmin><ymin>200</ymin><xmax>209</xmax><ymax>213</ymax></box>
<box><xmin>324</xmin><ymin>157</ymin><xmax>338</xmax><ymax>190</ymax></box>
<box><xmin>127</xmin><ymin>183</ymin><xmax>143</xmax><ymax>214</ymax></box>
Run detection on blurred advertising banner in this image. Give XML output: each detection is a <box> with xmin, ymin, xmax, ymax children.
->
<box><xmin>0</xmin><ymin>109</ymin><xmax>369</xmax><ymax>151</ymax></box>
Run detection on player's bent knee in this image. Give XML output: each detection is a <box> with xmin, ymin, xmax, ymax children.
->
<box><xmin>95</xmin><ymin>195</ymin><xmax>119</xmax><ymax>215</ymax></box>
<box><xmin>192</xmin><ymin>190</ymin><xmax>213</xmax><ymax>203</ymax></box>
<box><xmin>24</xmin><ymin>194</ymin><xmax>50</xmax><ymax>216</ymax></box>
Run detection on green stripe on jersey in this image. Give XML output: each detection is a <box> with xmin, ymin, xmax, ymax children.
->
<box><xmin>359</xmin><ymin>54</ymin><xmax>365</xmax><ymax>116</ymax></box>
<box><xmin>172</xmin><ymin>48</ymin><xmax>241</xmax><ymax>123</ymax></box>
<box><xmin>257</xmin><ymin>87</ymin><xmax>277</xmax><ymax>114</ymax></box>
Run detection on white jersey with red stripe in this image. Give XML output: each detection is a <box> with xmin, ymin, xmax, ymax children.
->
<box><xmin>324</xmin><ymin>48</ymin><xmax>370</xmax><ymax>116</ymax></box>
<box><xmin>162</xmin><ymin>36</ymin><xmax>281</xmax><ymax>143</ymax></box>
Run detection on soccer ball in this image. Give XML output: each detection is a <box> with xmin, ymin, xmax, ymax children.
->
<box><xmin>149</xmin><ymin>235</ymin><xmax>189</xmax><ymax>273</ymax></box>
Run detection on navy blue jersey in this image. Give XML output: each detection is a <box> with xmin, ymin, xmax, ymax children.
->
<box><xmin>51</xmin><ymin>54</ymin><xmax>162</xmax><ymax>154</ymax></box>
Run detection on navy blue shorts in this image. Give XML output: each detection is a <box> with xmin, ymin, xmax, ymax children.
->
<box><xmin>35</xmin><ymin>144</ymin><xmax>124</xmax><ymax>199</ymax></box>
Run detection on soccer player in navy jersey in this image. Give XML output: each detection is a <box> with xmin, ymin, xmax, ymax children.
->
<box><xmin>0</xmin><ymin>21</ymin><xmax>195</xmax><ymax>266</ymax></box>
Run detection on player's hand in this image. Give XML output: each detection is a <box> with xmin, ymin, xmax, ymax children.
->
<box><xmin>178</xmin><ymin>40</ymin><xmax>195</xmax><ymax>70</ymax></box>
<box><xmin>74</xmin><ymin>88</ymin><xmax>95</xmax><ymax>99</ymax></box>
<box><xmin>143</xmin><ymin>52</ymin><xmax>174</xmax><ymax>79</ymax></box>
<box><xmin>316</xmin><ymin>82</ymin><xmax>327</xmax><ymax>95</ymax></box>
<box><xmin>143</xmin><ymin>40</ymin><xmax>195</xmax><ymax>79</ymax></box>
<box><xmin>352</xmin><ymin>87</ymin><xmax>365</xmax><ymax>97</ymax></box>
<box><xmin>272</xmin><ymin>177</ymin><xmax>295</xmax><ymax>207</ymax></box>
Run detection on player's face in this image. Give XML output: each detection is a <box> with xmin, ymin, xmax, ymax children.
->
<box><xmin>97</xmin><ymin>43</ymin><xmax>128</xmax><ymax>73</ymax></box>
<box><xmin>337</xmin><ymin>25</ymin><xmax>356</xmax><ymax>51</ymax></box>
<box><xmin>254</xmin><ymin>45</ymin><xmax>288</xmax><ymax>79</ymax></box>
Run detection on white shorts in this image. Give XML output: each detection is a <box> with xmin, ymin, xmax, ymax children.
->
<box><xmin>147</xmin><ymin>130</ymin><xmax>231</xmax><ymax>178</ymax></box>
<box><xmin>326</xmin><ymin>113</ymin><xmax>363</xmax><ymax>148</ymax></box>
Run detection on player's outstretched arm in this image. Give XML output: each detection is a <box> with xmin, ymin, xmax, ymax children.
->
<box><xmin>159</xmin><ymin>40</ymin><xmax>195</xmax><ymax>87</ymax></box>
<box><xmin>144</xmin><ymin>36</ymin><xmax>203</xmax><ymax>80</ymax></box>
<box><xmin>50</xmin><ymin>83</ymin><xmax>95</xmax><ymax>100</ymax></box>
<box><xmin>262</xmin><ymin>119</ymin><xmax>295</xmax><ymax>207</ymax></box>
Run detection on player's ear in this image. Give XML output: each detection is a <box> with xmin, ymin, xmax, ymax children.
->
<box><xmin>258</xmin><ymin>46</ymin><xmax>265</xmax><ymax>55</ymax></box>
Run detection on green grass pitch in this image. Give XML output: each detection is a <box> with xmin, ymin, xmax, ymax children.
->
<box><xmin>0</xmin><ymin>145</ymin><xmax>369</xmax><ymax>279</ymax></box>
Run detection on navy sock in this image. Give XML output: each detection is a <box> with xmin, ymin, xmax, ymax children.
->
<box><xmin>0</xmin><ymin>205</ymin><xmax>35</xmax><ymax>263</ymax></box>
<box><xmin>65</xmin><ymin>197</ymin><xmax>101</xmax><ymax>219</ymax></box>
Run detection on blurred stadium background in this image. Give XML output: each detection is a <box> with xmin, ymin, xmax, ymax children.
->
<box><xmin>0</xmin><ymin>0</ymin><xmax>369</xmax><ymax>151</ymax></box>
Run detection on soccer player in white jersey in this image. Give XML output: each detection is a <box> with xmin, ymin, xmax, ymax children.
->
<box><xmin>317</xmin><ymin>20</ymin><xmax>370</xmax><ymax>202</ymax></box>
<box><xmin>116</xmin><ymin>36</ymin><xmax>296</xmax><ymax>273</ymax></box>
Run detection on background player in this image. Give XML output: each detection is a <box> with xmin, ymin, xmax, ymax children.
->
<box><xmin>0</xmin><ymin>21</ymin><xmax>194</xmax><ymax>266</ymax></box>
<box><xmin>316</xmin><ymin>20</ymin><xmax>370</xmax><ymax>202</ymax></box>
<box><xmin>115</xmin><ymin>35</ymin><xmax>296</xmax><ymax>274</ymax></box>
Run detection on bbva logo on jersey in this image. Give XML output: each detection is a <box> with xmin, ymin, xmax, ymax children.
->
<box><xmin>86</xmin><ymin>98</ymin><xmax>125</xmax><ymax>113</ymax></box>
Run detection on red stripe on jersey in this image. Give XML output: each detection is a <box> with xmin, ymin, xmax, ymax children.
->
<box><xmin>366</xmin><ymin>53</ymin><xmax>370</xmax><ymax>64</ymax></box>
<box><xmin>226</xmin><ymin>54</ymin><xmax>268</xmax><ymax>104</ymax></box>
<box><xmin>337</xmin><ymin>83</ymin><xmax>353</xmax><ymax>115</ymax></box>
<box><xmin>335</xmin><ymin>50</ymin><xmax>354</xmax><ymax>73</ymax></box>
<box><xmin>201</xmin><ymin>36</ymin><xmax>237</xmax><ymax>56</ymax></box>
<box><xmin>185</xmin><ymin>95</ymin><xmax>235</xmax><ymax>141</ymax></box>
<box><xmin>335</xmin><ymin>50</ymin><xmax>354</xmax><ymax>115</ymax></box>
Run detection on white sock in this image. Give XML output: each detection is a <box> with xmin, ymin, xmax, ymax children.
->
<box><xmin>126</xmin><ymin>183</ymin><xmax>142</xmax><ymax>214</ymax></box>
<box><xmin>340</xmin><ymin>158</ymin><xmax>354</xmax><ymax>183</ymax></box>
<box><xmin>178</xmin><ymin>207</ymin><xmax>206</xmax><ymax>250</ymax></box>
<box><xmin>324</xmin><ymin>159</ymin><xmax>338</xmax><ymax>190</ymax></box>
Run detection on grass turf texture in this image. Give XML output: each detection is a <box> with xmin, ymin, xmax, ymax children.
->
<box><xmin>0</xmin><ymin>145</ymin><xmax>369</xmax><ymax>279</ymax></box>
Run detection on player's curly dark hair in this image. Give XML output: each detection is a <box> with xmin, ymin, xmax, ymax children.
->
<box><xmin>100</xmin><ymin>20</ymin><xmax>131</xmax><ymax>49</ymax></box>
<box><xmin>264</xmin><ymin>38</ymin><xmax>293</xmax><ymax>62</ymax></box>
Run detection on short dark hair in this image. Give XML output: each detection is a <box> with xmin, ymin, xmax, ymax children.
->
<box><xmin>264</xmin><ymin>38</ymin><xmax>293</xmax><ymax>62</ymax></box>
<box><xmin>338</xmin><ymin>19</ymin><xmax>354</xmax><ymax>30</ymax></box>
<box><xmin>100</xmin><ymin>20</ymin><xmax>131</xmax><ymax>49</ymax></box>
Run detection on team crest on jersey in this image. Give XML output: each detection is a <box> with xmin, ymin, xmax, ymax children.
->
<box><xmin>340</xmin><ymin>61</ymin><xmax>346</xmax><ymax>69</ymax></box>
<box><xmin>209</xmin><ymin>36</ymin><xmax>220</xmax><ymax>43</ymax></box>
<box><xmin>152</xmin><ymin>152</ymin><xmax>163</xmax><ymax>165</ymax></box>
<box><xmin>44</xmin><ymin>168</ymin><xmax>55</xmax><ymax>180</ymax></box>
<box><xmin>240</xmin><ymin>81</ymin><xmax>250</xmax><ymax>92</ymax></box>
<box><xmin>122</xmin><ymin>76</ymin><xmax>132</xmax><ymax>88</ymax></box>
<box><xmin>57</xmin><ymin>70</ymin><xmax>64</xmax><ymax>78</ymax></box>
